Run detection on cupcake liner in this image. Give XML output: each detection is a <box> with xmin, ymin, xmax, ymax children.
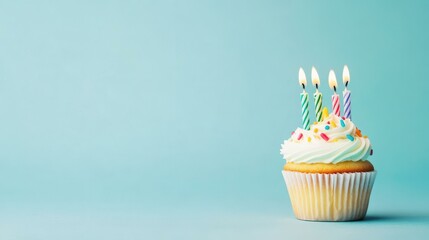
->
<box><xmin>282</xmin><ymin>170</ymin><xmax>376</xmax><ymax>221</ymax></box>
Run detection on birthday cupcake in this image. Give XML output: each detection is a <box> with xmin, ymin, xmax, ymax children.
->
<box><xmin>280</xmin><ymin>67</ymin><xmax>376</xmax><ymax>221</ymax></box>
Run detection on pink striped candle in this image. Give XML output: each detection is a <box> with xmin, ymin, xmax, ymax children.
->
<box><xmin>331</xmin><ymin>94</ymin><xmax>340</xmax><ymax>116</ymax></box>
<box><xmin>328</xmin><ymin>70</ymin><xmax>340</xmax><ymax>116</ymax></box>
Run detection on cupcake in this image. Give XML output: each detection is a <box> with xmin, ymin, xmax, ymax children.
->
<box><xmin>280</xmin><ymin>112</ymin><xmax>376</xmax><ymax>221</ymax></box>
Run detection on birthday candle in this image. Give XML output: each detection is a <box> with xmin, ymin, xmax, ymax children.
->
<box><xmin>343</xmin><ymin>65</ymin><xmax>352</xmax><ymax>119</ymax></box>
<box><xmin>312</xmin><ymin>67</ymin><xmax>323</xmax><ymax>122</ymax></box>
<box><xmin>299</xmin><ymin>68</ymin><xmax>310</xmax><ymax>130</ymax></box>
<box><xmin>328</xmin><ymin>70</ymin><xmax>340</xmax><ymax>116</ymax></box>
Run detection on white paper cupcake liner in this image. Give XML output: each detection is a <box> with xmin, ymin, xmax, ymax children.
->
<box><xmin>282</xmin><ymin>170</ymin><xmax>376</xmax><ymax>221</ymax></box>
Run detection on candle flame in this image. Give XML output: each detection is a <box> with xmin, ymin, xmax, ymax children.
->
<box><xmin>298</xmin><ymin>67</ymin><xmax>307</xmax><ymax>87</ymax></box>
<box><xmin>328</xmin><ymin>70</ymin><xmax>337</xmax><ymax>91</ymax></box>
<box><xmin>311</xmin><ymin>66</ymin><xmax>320</xmax><ymax>87</ymax></box>
<box><xmin>343</xmin><ymin>65</ymin><xmax>350</xmax><ymax>85</ymax></box>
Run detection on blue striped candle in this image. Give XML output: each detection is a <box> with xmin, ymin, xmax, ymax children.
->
<box><xmin>342</xmin><ymin>65</ymin><xmax>352</xmax><ymax>119</ymax></box>
<box><xmin>343</xmin><ymin>89</ymin><xmax>351</xmax><ymax>119</ymax></box>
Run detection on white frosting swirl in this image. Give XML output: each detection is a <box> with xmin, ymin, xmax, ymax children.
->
<box><xmin>280</xmin><ymin>114</ymin><xmax>372</xmax><ymax>164</ymax></box>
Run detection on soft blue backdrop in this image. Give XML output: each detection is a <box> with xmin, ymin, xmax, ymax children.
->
<box><xmin>0</xmin><ymin>0</ymin><xmax>428</xmax><ymax>239</ymax></box>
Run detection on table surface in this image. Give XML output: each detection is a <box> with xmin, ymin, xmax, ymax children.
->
<box><xmin>1</xmin><ymin>204</ymin><xmax>428</xmax><ymax>240</ymax></box>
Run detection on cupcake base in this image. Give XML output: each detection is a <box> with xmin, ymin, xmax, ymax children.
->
<box><xmin>282</xmin><ymin>170</ymin><xmax>376</xmax><ymax>221</ymax></box>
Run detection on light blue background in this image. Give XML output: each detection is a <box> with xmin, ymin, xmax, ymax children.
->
<box><xmin>0</xmin><ymin>0</ymin><xmax>428</xmax><ymax>239</ymax></box>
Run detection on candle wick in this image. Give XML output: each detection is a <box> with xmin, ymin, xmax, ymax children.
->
<box><xmin>345</xmin><ymin>81</ymin><xmax>349</xmax><ymax>88</ymax></box>
<box><xmin>301</xmin><ymin>83</ymin><xmax>305</xmax><ymax>90</ymax></box>
<box><xmin>315</xmin><ymin>83</ymin><xmax>319</xmax><ymax>89</ymax></box>
<box><xmin>333</xmin><ymin>86</ymin><xmax>337</xmax><ymax>92</ymax></box>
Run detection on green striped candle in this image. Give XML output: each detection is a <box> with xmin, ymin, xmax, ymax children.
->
<box><xmin>300</xmin><ymin>92</ymin><xmax>310</xmax><ymax>130</ymax></box>
<box><xmin>311</xmin><ymin>67</ymin><xmax>323</xmax><ymax>122</ymax></box>
<box><xmin>314</xmin><ymin>91</ymin><xmax>323</xmax><ymax>121</ymax></box>
<box><xmin>298</xmin><ymin>68</ymin><xmax>310</xmax><ymax>130</ymax></box>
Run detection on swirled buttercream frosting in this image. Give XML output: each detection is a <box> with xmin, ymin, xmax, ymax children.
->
<box><xmin>280</xmin><ymin>114</ymin><xmax>372</xmax><ymax>164</ymax></box>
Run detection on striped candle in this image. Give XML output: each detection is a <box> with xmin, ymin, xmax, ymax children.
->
<box><xmin>314</xmin><ymin>91</ymin><xmax>323</xmax><ymax>121</ymax></box>
<box><xmin>300</xmin><ymin>92</ymin><xmax>310</xmax><ymax>130</ymax></box>
<box><xmin>331</xmin><ymin>94</ymin><xmax>340</xmax><ymax>116</ymax></box>
<box><xmin>298</xmin><ymin>68</ymin><xmax>310</xmax><ymax>130</ymax></box>
<box><xmin>311</xmin><ymin>67</ymin><xmax>323</xmax><ymax>122</ymax></box>
<box><xmin>342</xmin><ymin>65</ymin><xmax>352</xmax><ymax>119</ymax></box>
<box><xmin>343</xmin><ymin>89</ymin><xmax>351</xmax><ymax>119</ymax></box>
<box><xmin>328</xmin><ymin>70</ymin><xmax>340</xmax><ymax>116</ymax></box>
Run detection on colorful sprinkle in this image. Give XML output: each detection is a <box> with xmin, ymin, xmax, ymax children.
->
<box><xmin>331</xmin><ymin>121</ymin><xmax>337</xmax><ymax>128</ymax></box>
<box><xmin>340</xmin><ymin>119</ymin><xmax>345</xmax><ymax>127</ymax></box>
<box><xmin>307</xmin><ymin>137</ymin><xmax>311</xmax><ymax>142</ymax></box>
<box><xmin>297</xmin><ymin>133</ymin><xmax>303</xmax><ymax>140</ymax></box>
<box><xmin>364</xmin><ymin>135</ymin><xmax>368</xmax><ymax>138</ymax></box>
<box><xmin>325</xmin><ymin>125</ymin><xmax>330</xmax><ymax>130</ymax></box>
<box><xmin>322</xmin><ymin>107</ymin><xmax>329</xmax><ymax>120</ymax></box>
<box><xmin>314</xmin><ymin>128</ymin><xmax>319</xmax><ymax>133</ymax></box>
<box><xmin>327</xmin><ymin>121</ymin><xmax>330</xmax><ymax>124</ymax></box>
<box><xmin>342</xmin><ymin>116</ymin><xmax>346</xmax><ymax>120</ymax></box>
<box><xmin>356</xmin><ymin>128</ymin><xmax>362</xmax><ymax>137</ymax></box>
<box><xmin>370</xmin><ymin>149</ymin><xmax>373</xmax><ymax>155</ymax></box>
<box><xmin>320</xmin><ymin>133</ymin><xmax>330</xmax><ymax>141</ymax></box>
<box><xmin>291</xmin><ymin>131</ymin><xmax>295</xmax><ymax>136</ymax></box>
<box><xmin>346</xmin><ymin>134</ymin><xmax>355</xmax><ymax>141</ymax></box>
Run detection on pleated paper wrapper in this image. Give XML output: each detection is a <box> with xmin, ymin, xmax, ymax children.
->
<box><xmin>282</xmin><ymin>171</ymin><xmax>376</xmax><ymax>221</ymax></box>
